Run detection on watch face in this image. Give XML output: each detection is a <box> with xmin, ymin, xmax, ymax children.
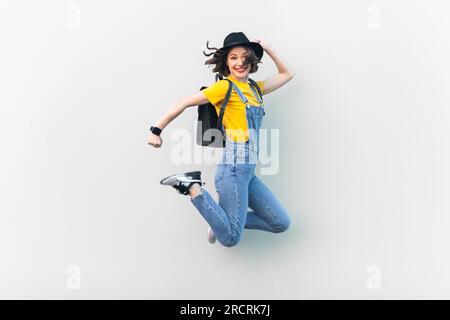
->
<box><xmin>151</xmin><ymin>127</ymin><xmax>160</xmax><ymax>135</ymax></box>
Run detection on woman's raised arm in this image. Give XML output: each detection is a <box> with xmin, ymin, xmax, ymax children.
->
<box><xmin>253</xmin><ymin>38</ymin><xmax>295</xmax><ymax>95</ymax></box>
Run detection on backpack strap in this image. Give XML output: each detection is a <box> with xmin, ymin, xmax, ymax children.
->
<box><xmin>217</xmin><ymin>79</ymin><xmax>233</xmax><ymax>131</ymax></box>
<box><xmin>248</xmin><ymin>78</ymin><xmax>263</xmax><ymax>104</ymax></box>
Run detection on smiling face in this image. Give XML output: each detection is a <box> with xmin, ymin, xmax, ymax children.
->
<box><xmin>226</xmin><ymin>46</ymin><xmax>250</xmax><ymax>82</ymax></box>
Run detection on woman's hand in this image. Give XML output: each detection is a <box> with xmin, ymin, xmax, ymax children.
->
<box><xmin>147</xmin><ymin>133</ymin><xmax>163</xmax><ymax>148</ymax></box>
<box><xmin>253</xmin><ymin>38</ymin><xmax>272</xmax><ymax>52</ymax></box>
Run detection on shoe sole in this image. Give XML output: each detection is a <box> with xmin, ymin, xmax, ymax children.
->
<box><xmin>160</xmin><ymin>171</ymin><xmax>202</xmax><ymax>186</ymax></box>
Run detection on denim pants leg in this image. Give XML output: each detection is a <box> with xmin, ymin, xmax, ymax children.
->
<box><xmin>191</xmin><ymin>133</ymin><xmax>254</xmax><ymax>246</ymax></box>
<box><xmin>245</xmin><ymin>174</ymin><xmax>291</xmax><ymax>233</ymax></box>
<box><xmin>190</xmin><ymin>154</ymin><xmax>291</xmax><ymax>247</ymax></box>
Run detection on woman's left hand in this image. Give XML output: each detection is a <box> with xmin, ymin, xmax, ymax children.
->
<box><xmin>253</xmin><ymin>38</ymin><xmax>272</xmax><ymax>51</ymax></box>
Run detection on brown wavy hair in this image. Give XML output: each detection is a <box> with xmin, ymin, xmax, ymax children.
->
<box><xmin>203</xmin><ymin>40</ymin><xmax>262</xmax><ymax>77</ymax></box>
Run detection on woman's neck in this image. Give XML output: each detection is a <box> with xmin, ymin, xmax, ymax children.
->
<box><xmin>228</xmin><ymin>74</ymin><xmax>248</xmax><ymax>83</ymax></box>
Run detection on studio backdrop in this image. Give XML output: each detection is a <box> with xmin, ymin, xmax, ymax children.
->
<box><xmin>1</xmin><ymin>0</ymin><xmax>449</xmax><ymax>299</ymax></box>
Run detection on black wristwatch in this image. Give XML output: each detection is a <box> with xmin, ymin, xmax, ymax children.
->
<box><xmin>150</xmin><ymin>126</ymin><xmax>162</xmax><ymax>136</ymax></box>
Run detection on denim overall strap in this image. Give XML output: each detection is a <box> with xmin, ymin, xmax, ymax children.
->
<box><xmin>249</xmin><ymin>83</ymin><xmax>263</xmax><ymax>105</ymax></box>
<box><xmin>230</xmin><ymin>82</ymin><xmax>249</xmax><ymax>104</ymax></box>
<box><xmin>223</xmin><ymin>82</ymin><xmax>265</xmax><ymax>165</ymax></box>
<box><xmin>231</xmin><ymin>81</ymin><xmax>265</xmax><ymax>116</ymax></box>
<box><xmin>231</xmin><ymin>81</ymin><xmax>263</xmax><ymax>107</ymax></box>
<box><xmin>249</xmin><ymin>84</ymin><xmax>265</xmax><ymax>115</ymax></box>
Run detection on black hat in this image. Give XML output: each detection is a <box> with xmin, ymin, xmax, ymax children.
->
<box><xmin>214</xmin><ymin>32</ymin><xmax>264</xmax><ymax>60</ymax></box>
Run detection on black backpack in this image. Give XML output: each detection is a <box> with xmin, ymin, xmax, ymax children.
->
<box><xmin>196</xmin><ymin>74</ymin><xmax>263</xmax><ymax>148</ymax></box>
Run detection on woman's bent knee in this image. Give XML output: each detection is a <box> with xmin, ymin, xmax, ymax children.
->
<box><xmin>220</xmin><ymin>234</ymin><xmax>242</xmax><ymax>247</ymax></box>
<box><xmin>273</xmin><ymin>215</ymin><xmax>291</xmax><ymax>233</ymax></box>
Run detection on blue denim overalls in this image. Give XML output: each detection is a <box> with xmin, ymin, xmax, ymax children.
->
<box><xmin>191</xmin><ymin>80</ymin><xmax>291</xmax><ymax>247</ymax></box>
<box><xmin>221</xmin><ymin>82</ymin><xmax>265</xmax><ymax>166</ymax></box>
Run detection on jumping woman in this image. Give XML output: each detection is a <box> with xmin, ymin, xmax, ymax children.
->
<box><xmin>147</xmin><ymin>32</ymin><xmax>295</xmax><ymax>247</ymax></box>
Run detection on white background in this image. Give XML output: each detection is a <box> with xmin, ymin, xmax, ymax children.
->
<box><xmin>1</xmin><ymin>0</ymin><xmax>449</xmax><ymax>299</ymax></box>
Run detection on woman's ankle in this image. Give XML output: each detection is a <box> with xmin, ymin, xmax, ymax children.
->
<box><xmin>189</xmin><ymin>183</ymin><xmax>202</xmax><ymax>199</ymax></box>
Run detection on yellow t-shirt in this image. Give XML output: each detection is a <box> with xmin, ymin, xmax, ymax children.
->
<box><xmin>201</xmin><ymin>75</ymin><xmax>264</xmax><ymax>142</ymax></box>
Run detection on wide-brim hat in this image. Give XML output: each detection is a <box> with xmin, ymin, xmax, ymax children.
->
<box><xmin>213</xmin><ymin>32</ymin><xmax>264</xmax><ymax>60</ymax></box>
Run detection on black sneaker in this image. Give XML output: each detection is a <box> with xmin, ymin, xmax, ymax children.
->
<box><xmin>160</xmin><ymin>171</ymin><xmax>205</xmax><ymax>195</ymax></box>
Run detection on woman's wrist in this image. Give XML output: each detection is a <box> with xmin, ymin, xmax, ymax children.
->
<box><xmin>150</xmin><ymin>125</ymin><xmax>162</xmax><ymax>136</ymax></box>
